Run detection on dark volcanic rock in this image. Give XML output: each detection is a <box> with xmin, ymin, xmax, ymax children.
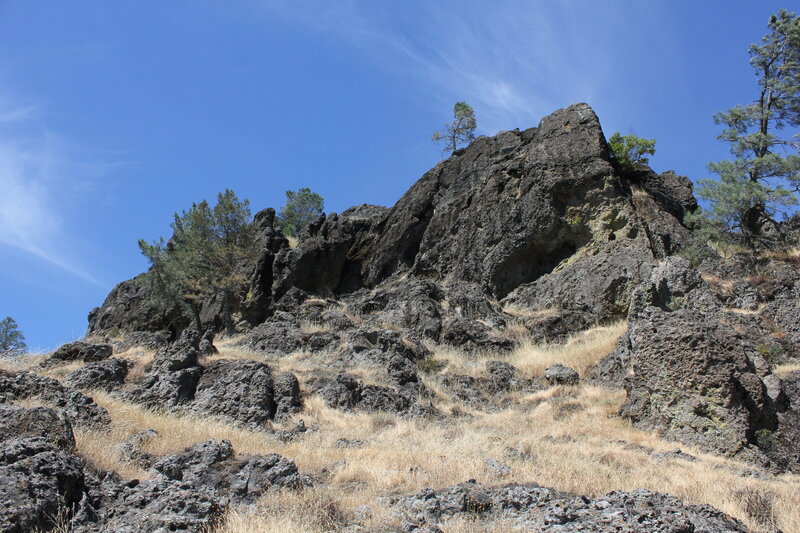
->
<box><xmin>0</xmin><ymin>404</ymin><xmax>74</xmax><ymax>450</ymax></box>
<box><xmin>391</xmin><ymin>481</ymin><xmax>748</xmax><ymax>532</ymax></box>
<box><xmin>87</xmin><ymin>274</ymin><xmax>190</xmax><ymax>337</ymax></box>
<box><xmin>321</xmin><ymin>374</ymin><xmax>434</xmax><ymax>417</ymax></box>
<box><xmin>239</xmin><ymin>317</ymin><xmax>304</xmax><ymax>355</ymax></box>
<box><xmin>123</xmin><ymin>367</ymin><xmax>203</xmax><ymax>408</ymax></box>
<box><xmin>440</xmin><ymin>317</ymin><xmax>514</xmax><ymax>352</ymax></box>
<box><xmin>50</xmin><ymin>341</ymin><xmax>113</xmax><ymax>363</ymax></box>
<box><xmin>90</xmin><ymin>103</ymin><xmax>694</xmax><ymax>346</ymax></box>
<box><xmin>0</xmin><ymin>370</ymin><xmax>110</xmax><ymax>428</ymax></box>
<box><xmin>190</xmin><ymin>359</ymin><xmax>276</xmax><ymax>426</ymax></box>
<box><xmin>544</xmin><ymin>363</ymin><xmax>579</xmax><ymax>386</ymax></box>
<box><xmin>151</xmin><ymin>439</ymin><xmax>311</xmax><ymax>505</ymax></box>
<box><xmin>619</xmin><ymin>307</ymin><xmax>776</xmax><ymax>466</ymax></box>
<box><xmin>0</xmin><ymin>437</ymin><xmax>85</xmax><ymax>533</ymax></box>
<box><xmin>273</xmin><ymin>371</ymin><xmax>302</xmax><ymax>420</ymax></box>
<box><xmin>77</xmin><ymin>473</ymin><xmax>223</xmax><ymax>533</ymax></box>
<box><xmin>65</xmin><ymin>358</ymin><xmax>131</xmax><ymax>392</ymax></box>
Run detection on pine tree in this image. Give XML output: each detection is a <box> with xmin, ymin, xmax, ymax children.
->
<box><xmin>0</xmin><ymin>317</ymin><xmax>26</xmax><ymax>357</ymax></box>
<box><xmin>432</xmin><ymin>102</ymin><xmax>477</xmax><ymax>153</ymax></box>
<box><xmin>139</xmin><ymin>189</ymin><xmax>258</xmax><ymax>334</ymax></box>
<box><xmin>608</xmin><ymin>132</ymin><xmax>656</xmax><ymax>173</ymax></box>
<box><xmin>698</xmin><ymin>10</ymin><xmax>800</xmax><ymax>243</ymax></box>
<box><xmin>277</xmin><ymin>188</ymin><xmax>324</xmax><ymax>237</ymax></box>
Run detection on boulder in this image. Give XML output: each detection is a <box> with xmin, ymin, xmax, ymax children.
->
<box><xmin>320</xmin><ymin>374</ymin><xmax>434</xmax><ymax>417</ymax></box>
<box><xmin>0</xmin><ymin>404</ymin><xmax>74</xmax><ymax>450</ymax></box>
<box><xmin>440</xmin><ymin>317</ymin><xmax>514</xmax><ymax>352</ymax></box>
<box><xmin>151</xmin><ymin>439</ymin><xmax>311</xmax><ymax>505</ymax></box>
<box><xmin>619</xmin><ymin>308</ymin><xmax>776</xmax><ymax>466</ymax></box>
<box><xmin>391</xmin><ymin>481</ymin><xmax>747</xmax><ymax>532</ymax></box>
<box><xmin>50</xmin><ymin>341</ymin><xmax>113</xmax><ymax>363</ymax></box>
<box><xmin>273</xmin><ymin>372</ymin><xmax>302</xmax><ymax>420</ymax></box>
<box><xmin>0</xmin><ymin>438</ymin><xmax>85</xmax><ymax>533</ymax></box>
<box><xmin>544</xmin><ymin>364</ymin><xmax>579</xmax><ymax>386</ymax></box>
<box><xmin>65</xmin><ymin>358</ymin><xmax>131</xmax><ymax>392</ymax></box>
<box><xmin>190</xmin><ymin>360</ymin><xmax>276</xmax><ymax>426</ymax></box>
<box><xmin>0</xmin><ymin>370</ymin><xmax>110</xmax><ymax>428</ymax></box>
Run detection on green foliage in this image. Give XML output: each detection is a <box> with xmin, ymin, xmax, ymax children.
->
<box><xmin>0</xmin><ymin>317</ymin><xmax>26</xmax><ymax>357</ymax></box>
<box><xmin>756</xmin><ymin>343</ymin><xmax>785</xmax><ymax>364</ymax></box>
<box><xmin>432</xmin><ymin>101</ymin><xmax>477</xmax><ymax>153</ymax></box>
<box><xmin>755</xmin><ymin>428</ymin><xmax>779</xmax><ymax>452</ymax></box>
<box><xmin>699</xmin><ymin>10</ymin><xmax>800</xmax><ymax>242</ymax></box>
<box><xmin>138</xmin><ymin>189</ymin><xmax>258</xmax><ymax>333</ymax></box>
<box><xmin>278</xmin><ymin>188</ymin><xmax>324</xmax><ymax>237</ymax></box>
<box><xmin>608</xmin><ymin>132</ymin><xmax>656</xmax><ymax>172</ymax></box>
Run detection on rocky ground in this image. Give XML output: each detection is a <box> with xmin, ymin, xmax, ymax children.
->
<box><xmin>4</xmin><ymin>103</ymin><xmax>800</xmax><ymax>532</ymax></box>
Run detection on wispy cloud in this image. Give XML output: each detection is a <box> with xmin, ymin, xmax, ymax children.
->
<box><xmin>0</xmin><ymin>99</ymin><xmax>101</xmax><ymax>285</ymax></box>
<box><xmin>258</xmin><ymin>0</ymin><xmax>660</xmax><ymax>133</ymax></box>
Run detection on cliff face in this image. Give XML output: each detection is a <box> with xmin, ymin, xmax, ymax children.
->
<box><xmin>88</xmin><ymin>103</ymin><xmax>695</xmax><ymax>339</ymax></box>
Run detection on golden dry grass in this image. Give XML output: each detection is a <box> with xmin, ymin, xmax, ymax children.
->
<box><xmin>7</xmin><ymin>323</ymin><xmax>800</xmax><ymax>532</ymax></box>
<box><xmin>432</xmin><ymin>320</ymin><xmax>626</xmax><ymax>378</ymax></box>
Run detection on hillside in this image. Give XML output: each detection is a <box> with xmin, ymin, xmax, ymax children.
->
<box><xmin>2</xmin><ymin>103</ymin><xmax>800</xmax><ymax>532</ymax></box>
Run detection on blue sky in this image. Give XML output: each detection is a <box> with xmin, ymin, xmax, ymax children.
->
<box><xmin>0</xmin><ymin>1</ymin><xmax>792</xmax><ymax>350</ymax></box>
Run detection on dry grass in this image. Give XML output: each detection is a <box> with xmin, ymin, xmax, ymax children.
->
<box><xmin>8</xmin><ymin>322</ymin><xmax>800</xmax><ymax>532</ymax></box>
<box><xmin>287</xmin><ymin>236</ymin><xmax>299</xmax><ymax>249</ymax></box>
<box><xmin>432</xmin><ymin>320</ymin><xmax>626</xmax><ymax>378</ymax></box>
<box><xmin>774</xmin><ymin>362</ymin><xmax>800</xmax><ymax>378</ymax></box>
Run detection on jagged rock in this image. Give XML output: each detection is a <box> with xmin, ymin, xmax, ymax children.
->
<box><xmin>619</xmin><ymin>307</ymin><xmax>776</xmax><ymax>466</ymax></box>
<box><xmin>628</xmin><ymin>256</ymin><xmax>721</xmax><ymax>319</ymax></box>
<box><xmin>76</xmin><ymin>472</ymin><xmax>223</xmax><ymax>533</ymax></box>
<box><xmin>0</xmin><ymin>370</ymin><xmax>110</xmax><ymax>427</ymax></box>
<box><xmin>273</xmin><ymin>372</ymin><xmax>302</xmax><ymax>420</ymax></box>
<box><xmin>320</xmin><ymin>374</ymin><xmax>434</xmax><ymax>417</ymax></box>
<box><xmin>347</xmin><ymin>279</ymin><xmax>444</xmax><ymax>338</ymax></box>
<box><xmin>197</xmin><ymin>330</ymin><xmax>218</xmax><ymax>356</ymax></box>
<box><xmin>485</xmin><ymin>361</ymin><xmax>516</xmax><ymax>392</ymax></box>
<box><xmin>113</xmin><ymin>331</ymin><xmax>170</xmax><ymax>352</ymax></box>
<box><xmin>123</xmin><ymin>367</ymin><xmax>203</xmax><ymax>408</ymax></box>
<box><xmin>0</xmin><ymin>437</ymin><xmax>85</xmax><ymax>533</ymax></box>
<box><xmin>239</xmin><ymin>317</ymin><xmax>304</xmax><ymax>355</ymax></box>
<box><xmin>544</xmin><ymin>364</ymin><xmax>579</xmax><ymax>386</ymax></box>
<box><xmin>119</xmin><ymin>429</ymin><xmax>160</xmax><ymax>469</ymax></box>
<box><xmin>151</xmin><ymin>439</ymin><xmax>311</xmax><ymax>505</ymax></box>
<box><xmin>440</xmin><ymin>317</ymin><xmax>514</xmax><ymax>352</ymax></box>
<box><xmin>87</xmin><ymin>274</ymin><xmax>190</xmax><ymax>336</ymax></box>
<box><xmin>391</xmin><ymin>481</ymin><xmax>748</xmax><ymax>532</ymax></box>
<box><xmin>190</xmin><ymin>359</ymin><xmax>276</xmax><ymax>426</ymax></box>
<box><xmin>65</xmin><ymin>358</ymin><xmax>131</xmax><ymax>392</ymax></box>
<box><xmin>50</xmin><ymin>341</ymin><xmax>113</xmax><ymax>363</ymax></box>
<box><xmin>522</xmin><ymin>310</ymin><xmax>595</xmax><ymax>343</ymax></box>
<box><xmin>123</xmin><ymin>330</ymin><xmax>204</xmax><ymax>408</ymax></box>
<box><xmin>0</xmin><ymin>404</ymin><xmax>74</xmax><ymax>450</ymax></box>
<box><xmin>271</xmin><ymin>204</ymin><xmax>390</xmax><ymax>301</ymax></box>
<box><xmin>91</xmin><ymin>104</ymin><xmax>694</xmax><ymax>343</ymax></box>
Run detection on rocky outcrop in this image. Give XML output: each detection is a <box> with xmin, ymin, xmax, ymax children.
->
<box><xmin>50</xmin><ymin>341</ymin><xmax>113</xmax><ymax>363</ymax></box>
<box><xmin>390</xmin><ymin>480</ymin><xmax>748</xmax><ymax>532</ymax></box>
<box><xmin>65</xmin><ymin>358</ymin><xmax>131</xmax><ymax>392</ymax></box>
<box><xmin>0</xmin><ymin>404</ymin><xmax>75</xmax><ymax>450</ymax></box>
<box><xmin>122</xmin><ymin>331</ymin><xmax>300</xmax><ymax>427</ymax></box>
<box><xmin>190</xmin><ymin>360</ymin><xmax>278</xmax><ymax>425</ymax></box>
<box><xmin>619</xmin><ymin>308</ymin><xmax>776</xmax><ymax>466</ymax></box>
<box><xmin>0</xmin><ymin>438</ymin><xmax>86</xmax><ymax>533</ymax></box>
<box><xmin>89</xmin><ymin>104</ymin><xmax>694</xmax><ymax>345</ymax></box>
<box><xmin>320</xmin><ymin>374</ymin><xmax>435</xmax><ymax>417</ymax></box>
<box><xmin>0</xmin><ymin>370</ymin><xmax>110</xmax><ymax>428</ymax></box>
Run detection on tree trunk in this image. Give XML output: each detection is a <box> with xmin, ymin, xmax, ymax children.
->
<box><xmin>188</xmin><ymin>301</ymin><xmax>202</xmax><ymax>330</ymax></box>
<box><xmin>223</xmin><ymin>289</ymin><xmax>235</xmax><ymax>337</ymax></box>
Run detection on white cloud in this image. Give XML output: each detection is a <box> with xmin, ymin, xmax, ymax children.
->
<box><xmin>0</xmin><ymin>102</ymin><xmax>101</xmax><ymax>285</ymax></box>
<box><xmin>258</xmin><ymin>0</ymin><xmax>654</xmax><ymax>133</ymax></box>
